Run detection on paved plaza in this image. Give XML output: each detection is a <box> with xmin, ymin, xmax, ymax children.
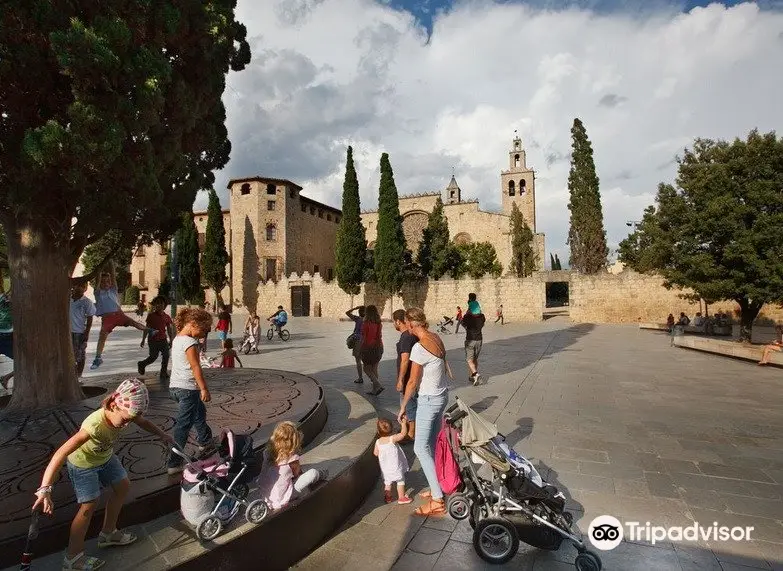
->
<box><xmin>16</xmin><ymin>312</ymin><xmax>783</xmax><ymax>570</ymax></box>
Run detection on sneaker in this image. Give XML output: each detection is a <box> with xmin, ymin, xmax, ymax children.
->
<box><xmin>137</xmin><ymin>362</ymin><xmax>145</xmax><ymax>375</ymax></box>
<box><xmin>166</xmin><ymin>465</ymin><xmax>184</xmax><ymax>475</ymax></box>
<box><xmin>473</xmin><ymin>373</ymin><xmax>482</xmax><ymax>386</ymax></box>
<box><xmin>398</xmin><ymin>495</ymin><xmax>413</xmax><ymax>505</ymax></box>
<box><xmin>353</xmin><ymin>377</ymin><xmax>364</xmax><ymax>384</ymax></box>
<box><xmin>90</xmin><ymin>357</ymin><xmax>103</xmax><ymax>370</ymax></box>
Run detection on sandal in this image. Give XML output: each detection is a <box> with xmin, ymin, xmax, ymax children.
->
<box><xmin>414</xmin><ymin>499</ymin><xmax>446</xmax><ymax>517</ymax></box>
<box><xmin>97</xmin><ymin>529</ymin><xmax>137</xmax><ymax>548</ymax></box>
<box><xmin>367</xmin><ymin>386</ymin><xmax>385</xmax><ymax>396</ymax></box>
<box><xmin>354</xmin><ymin>378</ymin><xmax>364</xmax><ymax>383</ymax></box>
<box><xmin>62</xmin><ymin>552</ymin><xmax>105</xmax><ymax>570</ymax></box>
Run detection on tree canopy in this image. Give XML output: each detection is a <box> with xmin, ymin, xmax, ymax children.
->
<box><xmin>201</xmin><ymin>189</ymin><xmax>229</xmax><ymax>301</ymax></box>
<box><xmin>509</xmin><ymin>203</ymin><xmax>537</xmax><ymax>277</ymax></box>
<box><xmin>618</xmin><ymin>129</ymin><xmax>783</xmax><ymax>339</ymax></box>
<box><xmin>0</xmin><ymin>1</ymin><xmax>249</xmax><ymax>407</ymax></box>
<box><xmin>81</xmin><ymin>230</ymin><xmax>132</xmax><ymax>291</ymax></box>
<box><xmin>567</xmin><ymin>118</ymin><xmax>608</xmax><ymax>274</ymax></box>
<box><xmin>335</xmin><ymin>146</ymin><xmax>366</xmax><ymax>295</ymax></box>
<box><xmin>374</xmin><ymin>153</ymin><xmax>406</xmax><ymax>295</ymax></box>
<box><xmin>417</xmin><ymin>197</ymin><xmax>456</xmax><ymax>279</ymax></box>
<box><xmin>455</xmin><ymin>242</ymin><xmax>503</xmax><ymax>279</ymax></box>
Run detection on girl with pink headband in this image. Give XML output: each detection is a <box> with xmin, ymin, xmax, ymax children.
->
<box><xmin>33</xmin><ymin>378</ymin><xmax>172</xmax><ymax>571</ymax></box>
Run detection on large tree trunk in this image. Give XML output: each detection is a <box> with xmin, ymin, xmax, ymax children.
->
<box><xmin>6</xmin><ymin>226</ymin><xmax>82</xmax><ymax>410</ymax></box>
<box><xmin>736</xmin><ymin>297</ymin><xmax>763</xmax><ymax>344</ymax></box>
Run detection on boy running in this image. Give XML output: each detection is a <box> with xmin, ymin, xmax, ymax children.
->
<box><xmin>138</xmin><ymin>296</ymin><xmax>175</xmax><ymax>381</ymax></box>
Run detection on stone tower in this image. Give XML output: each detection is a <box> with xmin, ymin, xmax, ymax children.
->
<box><xmin>445</xmin><ymin>175</ymin><xmax>461</xmax><ymax>204</ymax></box>
<box><xmin>501</xmin><ymin>134</ymin><xmax>536</xmax><ymax>232</ymax></box>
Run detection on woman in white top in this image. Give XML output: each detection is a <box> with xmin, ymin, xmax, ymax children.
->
<box><xmin>398</xmin><ymin>307</ymin><xmax>450</xmax><ymax>517</ymax></box>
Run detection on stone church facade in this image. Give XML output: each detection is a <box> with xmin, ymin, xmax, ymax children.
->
<box><xmin>129</xmin><ymin>136</ymin><xmax>544</xmax><ymax>312</ymax></box>
<box><xmin>361</xmin><ymin>136</ymin><xmax>545</xmax><ymax>272</ymax></box>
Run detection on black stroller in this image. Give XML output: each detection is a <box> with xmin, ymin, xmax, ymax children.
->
<box><xmin>175</xmin><ymin>430</ymin><xmax>268</xmax><ymax>541</ymax></box>
<box><xmin>436</xmin><ymin>316</ymin><xmax>454</xmax><ymax>334</ymax></box>
<box><xmin>444</xmin><ymin>398</ymin><xmax>602</xmax><ymax>570</ymax></box>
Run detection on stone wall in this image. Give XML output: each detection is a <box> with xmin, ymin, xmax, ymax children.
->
<box><xmin>250</xmin><ymin>272</ymin><xmax>546</xmax><ymax>322</ymax></box>
<box><xmin>568</xmin><ymin>270</ymin><xmax>783</xmax><ymax>324</ymax></box>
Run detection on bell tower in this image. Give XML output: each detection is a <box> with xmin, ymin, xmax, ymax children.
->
<box><xmin>501</xmin><ymin>132</ymin><xmax>536</xmax><ymax>232</ymax></box>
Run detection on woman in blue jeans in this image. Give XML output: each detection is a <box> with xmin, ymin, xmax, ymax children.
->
<box><xmin>398</xmin><ymin>307</ymin><xmax>451</xmax><ymax>517</ymax></box>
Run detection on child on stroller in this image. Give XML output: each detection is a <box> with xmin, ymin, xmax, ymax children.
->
<box><xmin>177</xmin><ymin>429</ymin><xmax>268</xmax><ymax>540</ymax></box>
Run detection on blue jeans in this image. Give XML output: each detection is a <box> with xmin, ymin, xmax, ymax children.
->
<box><xmin>414</xmin><ymin>392</ymin><xmax>449</xmax><ymax>500</ymax></box>
<box><xmin>168</xmin><ymin>388</ymin><xmax>213</xmax><ymax>468</ymax></box>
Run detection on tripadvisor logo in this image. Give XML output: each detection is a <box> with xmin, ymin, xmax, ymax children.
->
<box><xmin>588</xmin><ymin>516</ymin><xmax>754</xmax><ymax>551</ymax></box>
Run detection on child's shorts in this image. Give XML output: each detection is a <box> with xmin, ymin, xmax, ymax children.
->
<box><xmin>217</xmin><ymin>330</ymin><xmax>228</xmax><ymax>341</ymax></box>
<box><xmin>67</xmin><ymin>455</ymin><xmax>128</xmax><ymax>503</ymax></box>
<box><xmin>100</xmin><ymin>311</ymin><xmax>134</xmax><ymax>334</ymax></box>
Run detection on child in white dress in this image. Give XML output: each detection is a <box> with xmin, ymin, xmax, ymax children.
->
<box><xmin>374</xmin><ymin>418</ymin><xmax>412</xmax><ymax>504</ymax></box>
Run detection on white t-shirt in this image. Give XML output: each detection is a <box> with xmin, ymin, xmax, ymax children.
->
<box><xmin>410</xmin><ymin>342</ymin><xmax>448</xmax><ymax>396</ymax></box>
<box><xmin>169</xmin><ymin>335</ymin><xmax>200</xmax><ymax>390</ymax></box>
<box><xmin>70</xmin><ymin>296</ymin><xmax>96</xmax><ymax>334</ymax></box>
<box><xmin>94</xmin><ymin>286</ymin><xmax>121</xmax><ymax>316</ymax></box>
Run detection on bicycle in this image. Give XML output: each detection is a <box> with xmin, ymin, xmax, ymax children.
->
<box><xmin>267</xmin><ymin>322</ymin><xmax>290</xmax><ymax>342</ymax></box>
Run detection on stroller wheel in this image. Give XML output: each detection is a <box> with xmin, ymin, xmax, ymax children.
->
<box><xmin>447</xmin><ymin>494</ymin><xmax>470</xmax><ymax>520</ymax></box>
<box><xmin>473</xmin><ymin>517</ymin><xmax>519</xmax><ymax>565</ymax></box>
<box><xmin>243</xmin><ymin>344</ymin><xmax>251</xmax><ymax>355</ymax></box>
<box><xmin>468</xmin><ymin>502</ymin><xmax>482</xmax><ymax>529</ymax></box>
<box><xmin>575</xmin><ymin>551</ymin><xmax>602</xmax><ymax>571</ymax></box>
<box><xmin>245</xmin><ymin>499</ymin><xmax>269</xmax><ymax>524</ymax></box>
<box><xmin>233</xmin><ymin>483</ymin><xmax>249</xmax><ymax>500</ymax></box>
<box><xmin>196</xmin><ymin>514</ymin><xmax>223</xmax><ymax>541</ymax></box>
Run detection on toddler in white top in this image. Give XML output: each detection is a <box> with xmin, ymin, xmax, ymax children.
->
<box><xmin>374</xmin><ymin>418</ymin><xmax>412</xmax><ymax>504</ymax></box>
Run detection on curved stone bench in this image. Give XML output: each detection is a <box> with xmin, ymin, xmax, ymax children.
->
<box><xmin>673</xmin><ymin>336</ymin><xmax>783</xmax><ymax>366</ymax></box>
<box><xmin>6</xmin><ymin>387</ymin><xmax>379</xmax><ymax>571</ymax></box>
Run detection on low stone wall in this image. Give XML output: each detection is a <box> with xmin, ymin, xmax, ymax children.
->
<box><xmin>237</xmin><ymin>269</ymin><xmax>783</xmax><ymax>326</ymax></box>
<box><xmin>568</xmin><ymin>270</ymin><xmax>783</xmax><ymax>325</ymax></box>
<box><xmin>249</xmin><ymin>272</ymin><xmax>546</xmax><ymax>322</ymax></box>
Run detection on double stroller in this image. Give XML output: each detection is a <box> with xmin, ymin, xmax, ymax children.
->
<box><xmin>175</xmin><ymin>430</ymin><xmax>269</xmax><ymax>541</ymax></box>
<box><xmin>443</xmin><ymin>398</ymin><xmax>602</xmax><ymax>570</ymax></box>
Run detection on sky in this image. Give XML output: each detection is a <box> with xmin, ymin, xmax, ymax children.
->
<box><xmin>205</xmin><ymin>0</ymin><xmax>783</xmax><ymax>266</ymax></box>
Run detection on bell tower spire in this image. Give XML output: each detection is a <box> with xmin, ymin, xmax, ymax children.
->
<box><xmin>501</xmin><ymin>130</ymin><xmax>536</xmax><ymax>231</ymax></box>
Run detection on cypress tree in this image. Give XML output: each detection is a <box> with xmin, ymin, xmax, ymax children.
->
<box><xmin>417</xmin><ymin>196</ymin><xmax>453</xmax><ymax>279</ymax></box>
<box><xmin>374</xmin><ymin>153</ymin><xmax>406</xmax><ymax>295</ymax></box>
<box><xmin>554</xmin><ymin>254</ymin><xmax>563</xmax><ymax>270</ymax></box>
<box><xmin>509</xmin><ymin>203</ymin><xmax>537</xmax><ymax>277</ymax></box>
<box><xmin>550</xmin><ymin>253</ymin><xmax>556</xmax><ymax>271</ymax></box>
<box><xmin>335</xmin><ymin>146</ymin><xmax>366</xmax><ymax>295</ymax></box>
<box><xmin>201</xmin><ymin>189</ymin><xmax>229</xmax><ymax>303</ymax></box>
<box><xmin>176</xmin><ymin>213</ymin><xmax>203</xmax><ymax>304</ymax></box>
<box><xmin>567</xmin><ymin>118</ymin><xmax>608</xmax><ymax>274</ymax></box>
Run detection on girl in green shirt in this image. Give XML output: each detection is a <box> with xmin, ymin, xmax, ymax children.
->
<box><xmin>33</xmin><ymin>378</ymin><xmax>172</xmax><ymax>570</ymax></box>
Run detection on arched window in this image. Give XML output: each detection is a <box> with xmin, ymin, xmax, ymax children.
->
<box><xmin>266</xmin><ymin>183</ymin><xmax>276</xmax><ymax>195</ymax></box>
<box><xmin>266</xmin><ymin>224</ymin><xmax>276</xmax><ymax>241</ymax></box>
<box><xmin>514</xmin><ymin>154</ymin><xmax>520</xmax><ymax>168</ymax></box>
<box><xmin>508</xmin><ymin>180</ymin><xmax>516</xmax><ymax>196</ymax></box>
<box><xmin>520</xmin><ymin>179</ymin><xmax>527</xmax><ymax>194</ymax></box>
<box><xmin>240</xmin><ymin>183</ymin><xmax>251</xmax><ymax>195</ymax></box>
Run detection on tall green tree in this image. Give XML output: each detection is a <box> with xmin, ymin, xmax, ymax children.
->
<box><xmin>0</xmin><ymin>2</ymin><xmax>249</xmax><ymax>408</ymax></box>
<box><xmin>550</xmin><ymin>253</ymin><xmax>556</xmax><ymax>271</ymax></box>
<box><xmin>417</xmin><ymin>197</ymin><xmax>456</xmax><ymax>279</ymax></box>
<box><xmin>456</xmin><ymin>242</ymin><xmax>503</xmax><ymax>279</ymax></box>
<box><xmin>176</xmin><ymin>213</ymin><xmax>202</xmax><ymax>304</ymax></box>
<box><xmin>618</xmin><ymin>130</ymin><xmax>783</xmax><ymax>341</ymax></box>
<box><xmin>374</xmin><ymin>153</ymin><xmax>406</xmax><ymax>295</ymax></box>
<box><xmin>509</xmin><ymin>203</ymin><xmax>537</xmax><ymax>277</ymax></box>
<box><xmin>81</xmin><ymin>230</ymin><xmax>132</xmax><ymax>292</ymax></box>
<box><xmin>201</xmin><ymin>189</ymin><xmax>229</xmax><ymax>303</ymax></box>
<box><xmin>554</xmin><ymin>254</ymin><xmax>563</xmax><ymax>270</ymax></box>
<box><xmin>567</xmin><ymin>118</ymin><xmax>608</xmax><ymax>274</ymax></box>
<box><xmin>335</xmin><ymin>146</ymin><xmax>366</xmax><ymax>295</ymax></box>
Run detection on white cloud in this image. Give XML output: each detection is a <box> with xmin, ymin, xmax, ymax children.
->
<box><xmin>208</xmin><ymin>0</ymin><xmax>783</xmax><ymax>265</ymax></box>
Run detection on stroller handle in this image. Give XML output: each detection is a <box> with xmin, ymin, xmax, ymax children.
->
<box><xmin>446</xmin><ymin>402</ymin><xmax>459</xmax><ymax>415</ymax></box>
<box><xmin>446</xmin><ymin>409</ymin><xmax>467</xmax><ymax>424</ymax></box>
<box><xmin>170</xmin><ymin>445</ymin><xmax>196</xmax><ymax>463</ymax></box>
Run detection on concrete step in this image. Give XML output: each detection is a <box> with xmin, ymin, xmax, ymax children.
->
<box><xmin>673</xmin><ymin>335</ymin><xmax>783</xmax><ymax>366</ymax></box>
<box><xmin>8</xmin><ymin>387</ymin><xmax>379</xmax><ymax>571</ymax></box>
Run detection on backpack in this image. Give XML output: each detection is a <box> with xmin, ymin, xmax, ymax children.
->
<box><xmin>435</xmin><ymin>420</ymin><xmax>462</xmax><ymax>495</ymax></box>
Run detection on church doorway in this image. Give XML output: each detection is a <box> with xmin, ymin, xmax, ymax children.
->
<box><xmin>291</xmin><ymin>286</ymin><xmax>311</xmax><ymax>317</ymax></box>
<box><xmin>545</xmin><ymin>281</ymin><xmax>570</xmax><ymax>319</ymax></box>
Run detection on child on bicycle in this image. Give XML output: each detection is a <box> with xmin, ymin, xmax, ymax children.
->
<box><xmin>268</xmin><ymin>306</ymin><xmax>288</xmax><ymax>334</ymax></box>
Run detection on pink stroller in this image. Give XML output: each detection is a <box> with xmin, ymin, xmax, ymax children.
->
<box><xmin>174</xmin><ymin>430</ymin><xmax>268</xmax><ymax>540</ymax></box>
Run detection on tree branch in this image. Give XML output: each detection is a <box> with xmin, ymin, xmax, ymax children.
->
<box><xmin>70</xmin><ymin>243</ymin><xmax>122</xmax><ymax>286</ymax></box>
